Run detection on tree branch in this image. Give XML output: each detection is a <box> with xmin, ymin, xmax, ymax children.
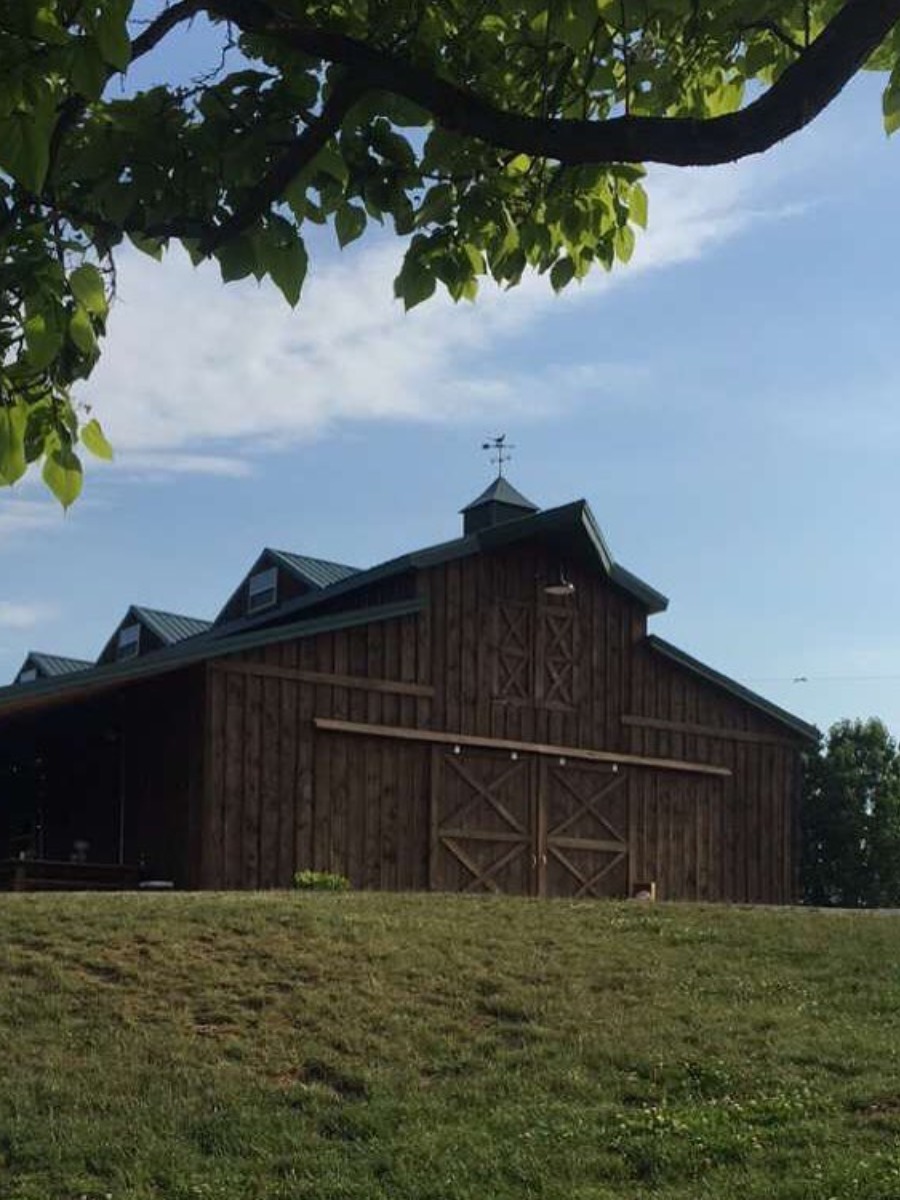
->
<box><xmin>739</xmin><ymin>20</ymin><xmax>805</xmax><ymax>57</ymax></box>
<box><xmin>198</xmin><ymin>75</ymin><xmax>365</xmax><ymax>253</ymax></box>
<box><xmin>47</xmin><ymin>2</ymin><xmax>207</xmax><ymax>184</ymax></box>
<box><xmin>206</xmin><ymin>0</ymin><xmax>900</xmax><ymax>167</ymax></box>
<box><xmin>131</xmin><ymin>0</ymin><xmax>206</xmax><ymax>63</ymax></box>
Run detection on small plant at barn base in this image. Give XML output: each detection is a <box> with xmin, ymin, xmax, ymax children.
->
<box><xmin>292</xmin><ymin>869</ymin><xmax>351</xmax><ymax>891</ymax></box>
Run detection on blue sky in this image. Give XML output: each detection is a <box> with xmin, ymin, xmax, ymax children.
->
<box><xmin>3</xmin><ymin>33</ymin><xmax>900</xmax><ymax>739</ymax></box>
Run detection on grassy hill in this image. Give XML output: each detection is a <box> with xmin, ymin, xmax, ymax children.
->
<box><xmin>2</xmin><ymin>893</ymin><xmax>900</xmax><ymax>1200</ymax></box>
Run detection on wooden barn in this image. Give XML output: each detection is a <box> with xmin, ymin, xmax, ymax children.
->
<box><xmin>0</xmin><ymin>478</ymin><xmax>817</xmax><ymax>900</ymax></box>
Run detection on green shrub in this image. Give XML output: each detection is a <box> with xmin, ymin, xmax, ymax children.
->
<box><xmin>292</xmin><ymin>869</ymin><xmax>351</xmax><ymax>891</ymax></box>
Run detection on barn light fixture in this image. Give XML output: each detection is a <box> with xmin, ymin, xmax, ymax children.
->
<box><xmin>544</xmin><ymin>565</ymin><xmax>576</xmax><ymax>597</ymax></box>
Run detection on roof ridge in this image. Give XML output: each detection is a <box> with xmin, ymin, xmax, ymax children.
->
<box><xmin>267</xmin><ymin>547</ymin><xmax>359</xmax><ymax>570</ymax></box>
<box><xmin>132</xmin><ymin>604</ymin><xmax>211</xmax><ymax>623</ymax></box>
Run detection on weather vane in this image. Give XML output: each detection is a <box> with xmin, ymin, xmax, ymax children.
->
<box><xmin>482</xmin><ymin>434</ymin><xmax>514</xmax><ymax>477</ymax></box>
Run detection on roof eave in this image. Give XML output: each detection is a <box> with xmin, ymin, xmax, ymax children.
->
<box><xmin>647</xmin><ymin>635</ymin><xmax>819</xmax><ymax>743</ymax></box>
<box><xmin>0</xmin><ymin>598</ymin><xmax>425</xmax><ymax>720</ymax></box>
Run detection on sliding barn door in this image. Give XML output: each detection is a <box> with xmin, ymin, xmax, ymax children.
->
<box><xmin>538</xmin><ymin>761</ymin><xmax>630</xmax><ymax>898</ymax></box>
<box><xmin>430</xmin><ymin>749</ymin><xmax>632</xmax><ymax>898</ymax></box>
<box><xmin>429</xmin><ymin>749</ymin><xmax>535</xmax><ymax>894</ymax></box>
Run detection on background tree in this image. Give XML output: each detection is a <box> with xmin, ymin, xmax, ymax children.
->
<box><xmin>3</xmin><ymin>0</ymin><xmax>900</xmax><ymax>503</ymax></box>
<box><xmin>802</xmin><ymin>718</ymin><xmax>900</xmax><ymax>908</ymax></box>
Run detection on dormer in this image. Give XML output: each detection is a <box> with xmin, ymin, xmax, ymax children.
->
<box><xmin>97</xmin><ymin>606</ymin><xmax>212</xmax><ymax>666</ymax></box>
<box><xmin>14</xmin><ymin>651</ymin><xmax>92</xmax><ymax>685</ymax></box>
<box><xmin>215</xmin><ymin>548</ymin><xmax>359</xmax><ymax>627</ymax></box>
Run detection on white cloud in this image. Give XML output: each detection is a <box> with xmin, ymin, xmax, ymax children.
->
<box><xmin>0</xmin><ymin>600</ymin><xmax>58</xmax><ymax>630</ymax></box>
<box><xmin>81</xmin><ymin>160</ymin><xmax>784</xmax><ymax>474</ymax></box>
<box><xmin>0</xmin><ymin>497</ymin><xmax>64</xmax><ymax>544</ymax></box>
<box><xmin>112</xmin><ymin>452</ymin><xmax>254</xmax><ymax>479</ymax></box>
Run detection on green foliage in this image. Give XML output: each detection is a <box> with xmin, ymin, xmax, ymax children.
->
<box><xmin>1</xmin><ymin>1</ymin><xmax>899</xmax><ymax>501</ymax></box>
<box><xmin>801</xmin><ymin>718</ymin><xmax>900</xmax><ymax>908</ymax></box>
<box><xmin>292</xmin><ymin>868</ymin><xmax>351</xmax><ymax>891</ymax></box>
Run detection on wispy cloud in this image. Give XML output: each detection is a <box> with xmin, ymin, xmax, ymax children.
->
<box><xmin>0</xmin><ymin>601</ymin><xmax>58</xmax><ymax>630</ymax></box>
<box><xmin>0</xmin><ymin>497</ymin><xmax>64</xmax><ymax>544</ymax></box>
<box><xmin>81</xmin><ymin>160</ymin><xmax>787</xmax><ymax>475</ymax></box>
<box><xmin>111</xmin><ymin>452</ymin><xmax>255</xmax><ymax>480</ymax></box>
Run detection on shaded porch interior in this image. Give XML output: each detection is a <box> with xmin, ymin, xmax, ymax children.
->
<box><xmin>0</xmin><ymin>669</ymin><xmax>203</xmax><ymax>890</ymax></box>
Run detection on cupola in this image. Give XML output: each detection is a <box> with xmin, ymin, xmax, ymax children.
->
<box><xmin>460</xmin><ymin>476</ymin><xmax>539</xmax><ymax>536</ymax></box>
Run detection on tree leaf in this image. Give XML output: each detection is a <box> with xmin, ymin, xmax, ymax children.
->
<box><xmin>128</xmin><ymin>232</ymin><xmax>165</xmax><ymax>260</ymax></box>
<box><xmin>268</xmin><ymin>237</ymin><xmax>308</xmax><ymax>307</ymax></box>
<box><xmin>217</xmin><ymin>236</ymin><xmax>258</xmax><ymax>283</ymax></box>
<box><xmin>42</xmin><ymin>445</ymin><xmax>83</xmax><ymax>509</ymax></box>
<box><xmin>629</xmin><ymin>183</ymin><xmax>649</xmax><ymax>229</ymax></box>
<box><xmin>0</xmin><ymin>404</ymin><xmax>28</xmax><ymax>485</ymax></box>
<box><xmin>95</xmin><ymin>1</ymin><xmax>132</xmax><ymax>70</ymax></box>
<box><xmin>883</xmin><ymin>75</ymin><xmax>900</xmax><ymax>136</ymax></box>
<box><xmin>335</xmin><ymin>203</ymin><xmax>367</xmax><ymax>248</ymax></box>
<box><xmin>0</xmin><ymin>109</ymin><xmax>51</xmax><ymax>193</ymax></box>
<box><xmin>69</xmin><ymin>305</ymin><xmax>98</xmax><ymax>356</ymax></box>
<box><xmin>80</xmin><ymin>418</ymin><xmax>114</xmax><ymax>461</ymax></box>
<box><xmin>394</xmin><ymin>257</ymin><xmax>436</xmax><ymax>311</ymax></box>
<box><xmin>24</xmin><ymin>310</ymin><xmax>64</xmax><ymax>371</ymax></box>
<box><xmin>615</xmin><ymin>224</ymin><xmax>635</xmax><ymax>263</ymax></box>
<box><xmin>69</xmin><ymin>264</ymin><xmax>108</xmax><ymax>317</ymax></box>
<box><xmin>550</xmin><ymin>256</ymin><xmax>575</xmax><ymax>293</ymax></box>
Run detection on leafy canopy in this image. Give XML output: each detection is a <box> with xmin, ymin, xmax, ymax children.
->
<box><xmin>2</xmin><ymin>0</ymin><xmax>900</xmax><ymax>504</ymax></box>
<box><xmin>802</xmin><ymin>718</ymin><xmax>900</xmax><ymax>908</ymax></box>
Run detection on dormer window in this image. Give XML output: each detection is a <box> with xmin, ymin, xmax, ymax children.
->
<box><xmin>117</xmin><ymin>623</ymin><xmax>141</xmax><ymax>661</ymax></box>
<box><xmin>247</xmin><ymin>567</ymin><xmax>278</xmax><ymax>614</ymax></box>
<box><xmin>18</xmin><ymin>668</ymin><xmax>38</xmax><ymax>684</ymax></box>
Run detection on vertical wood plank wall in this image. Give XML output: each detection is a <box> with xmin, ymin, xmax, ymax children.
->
<box><xmin>198</xmin><ymin>542</ymin><xmax>808</xmax><ymax>901</ymax></box>
<box><xmin>626</xmin><ymin>646</ymin><xmax>801</xmax><ymax>903</ymax></box>
<box><xmin>201</xmin><ymin>614</ymin><xmax>429</xmax><ymax>888</ymax></box>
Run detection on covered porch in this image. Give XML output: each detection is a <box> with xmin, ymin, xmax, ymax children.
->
<box><xmin>0</xmin><ymin>668</ymin><xmax>205</xmax><ymax>891</ymax></box>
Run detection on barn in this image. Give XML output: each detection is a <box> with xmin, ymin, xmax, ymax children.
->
<box><xmin>0</xmin><ymin>478</ymin><xmax>817</xmax><ymax>899</ymax></box>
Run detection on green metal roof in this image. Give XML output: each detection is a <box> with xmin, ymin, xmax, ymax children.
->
<box><xmin>0</xmin><ymin>599</ymin><xmax>423</xmax><ymax>719</ymax></box>
<box><xmin>131</xmin><ymin>607</ymin><xmax>212</xmax><ymax>645</ymax></box>
<box><xmin>267</xmin><ymin>550</ymin><xmax>359</xmax><ymax>590</ymax></box>
<box><xmin>646</xmin><ymin>635</ymin><xmax>819</xmax><ymax>743</ymax></box>
<box><xmin>212</xmin><ymin>548</ymin><xmax>361</xmax><ymax>628</ymax></box>
<box><xmin>210</xmin><ymin>499</ymin><xmax>669</xmax><ymax>645</ymax></box>
<box><xmin>95</xmin><ymin>606</ymin><xmax>212</xmax><ymax>665</ymax></box>
<box><xmin>19</xmin><ymin>652</ymin><xmax>93</xmax><ymax>681</ymax></box>
<box><xmin>460</xmin><ymin>477</ymin><xmax>539</xmax><ymax>514</ymax></box>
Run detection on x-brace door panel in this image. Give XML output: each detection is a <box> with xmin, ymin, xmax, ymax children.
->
<box><xmin>430</xmin><ymin>750</ymin><xmax>631</xmax><ymax>898</ymax></box>
<box><xmin>539</xmin><ymin>761</ymin><xmax>630</xmax><ymax>898</ymax></box>
<box><xmin>430</xmin><ymin>749</ymin><xmax>535</xmax><ymax>894</ymax></box>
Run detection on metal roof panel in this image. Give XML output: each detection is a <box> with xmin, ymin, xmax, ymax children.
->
<box><xmin>22</xmin><ymin>652</ymin><xmax>93</xmax><ymax>679</ymax></box>
<box><xmin>460</xmin><ymin>476</ymin><xmax>539</xmax><ymax>513</ymax></box>
<box><xmin>267</xmin><ymin>550</ymin><xmax>360</xmax><ymax>590</ymax></box>
<box><xmin>132</xmin><ymin>607</ymin><xmax>212</xmax><ymax>645</ymax></box>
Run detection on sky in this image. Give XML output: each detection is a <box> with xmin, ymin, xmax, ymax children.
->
<box><xmin>4</xmin><ymin>22</ymin><xmax>900</xmax><ymax>739</ymax></box>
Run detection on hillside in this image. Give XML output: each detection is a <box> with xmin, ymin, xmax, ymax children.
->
<box><xmin>1</xmin><ymin>893</ymin><xmax>899</xmax><ymax>1200</ymax></box>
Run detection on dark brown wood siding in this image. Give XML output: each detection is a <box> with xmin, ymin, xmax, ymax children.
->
<box><xmin>418</xmin><ymin>544</ymin><xmax>640</xmax><ymax>753</ymax></box>
<box><xmin>625</xmin><ymin>644</ymin><xmax>803</xmax><ymax>903</ymax></box>
<box><xmin>196</xmin><ymin>537</ymin><xmax>806</xmax><ymax>902</ymax></box>
<box><xmin>200</xmin><ymin>613</ymin><xmax>429</xmax><ymax>888</ymax></box>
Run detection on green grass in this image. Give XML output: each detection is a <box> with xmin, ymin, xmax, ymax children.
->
<box><xmin>2</xmin><ymin>894</ymin><xmax>900</xmax><ymax>1200</ymax></box>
